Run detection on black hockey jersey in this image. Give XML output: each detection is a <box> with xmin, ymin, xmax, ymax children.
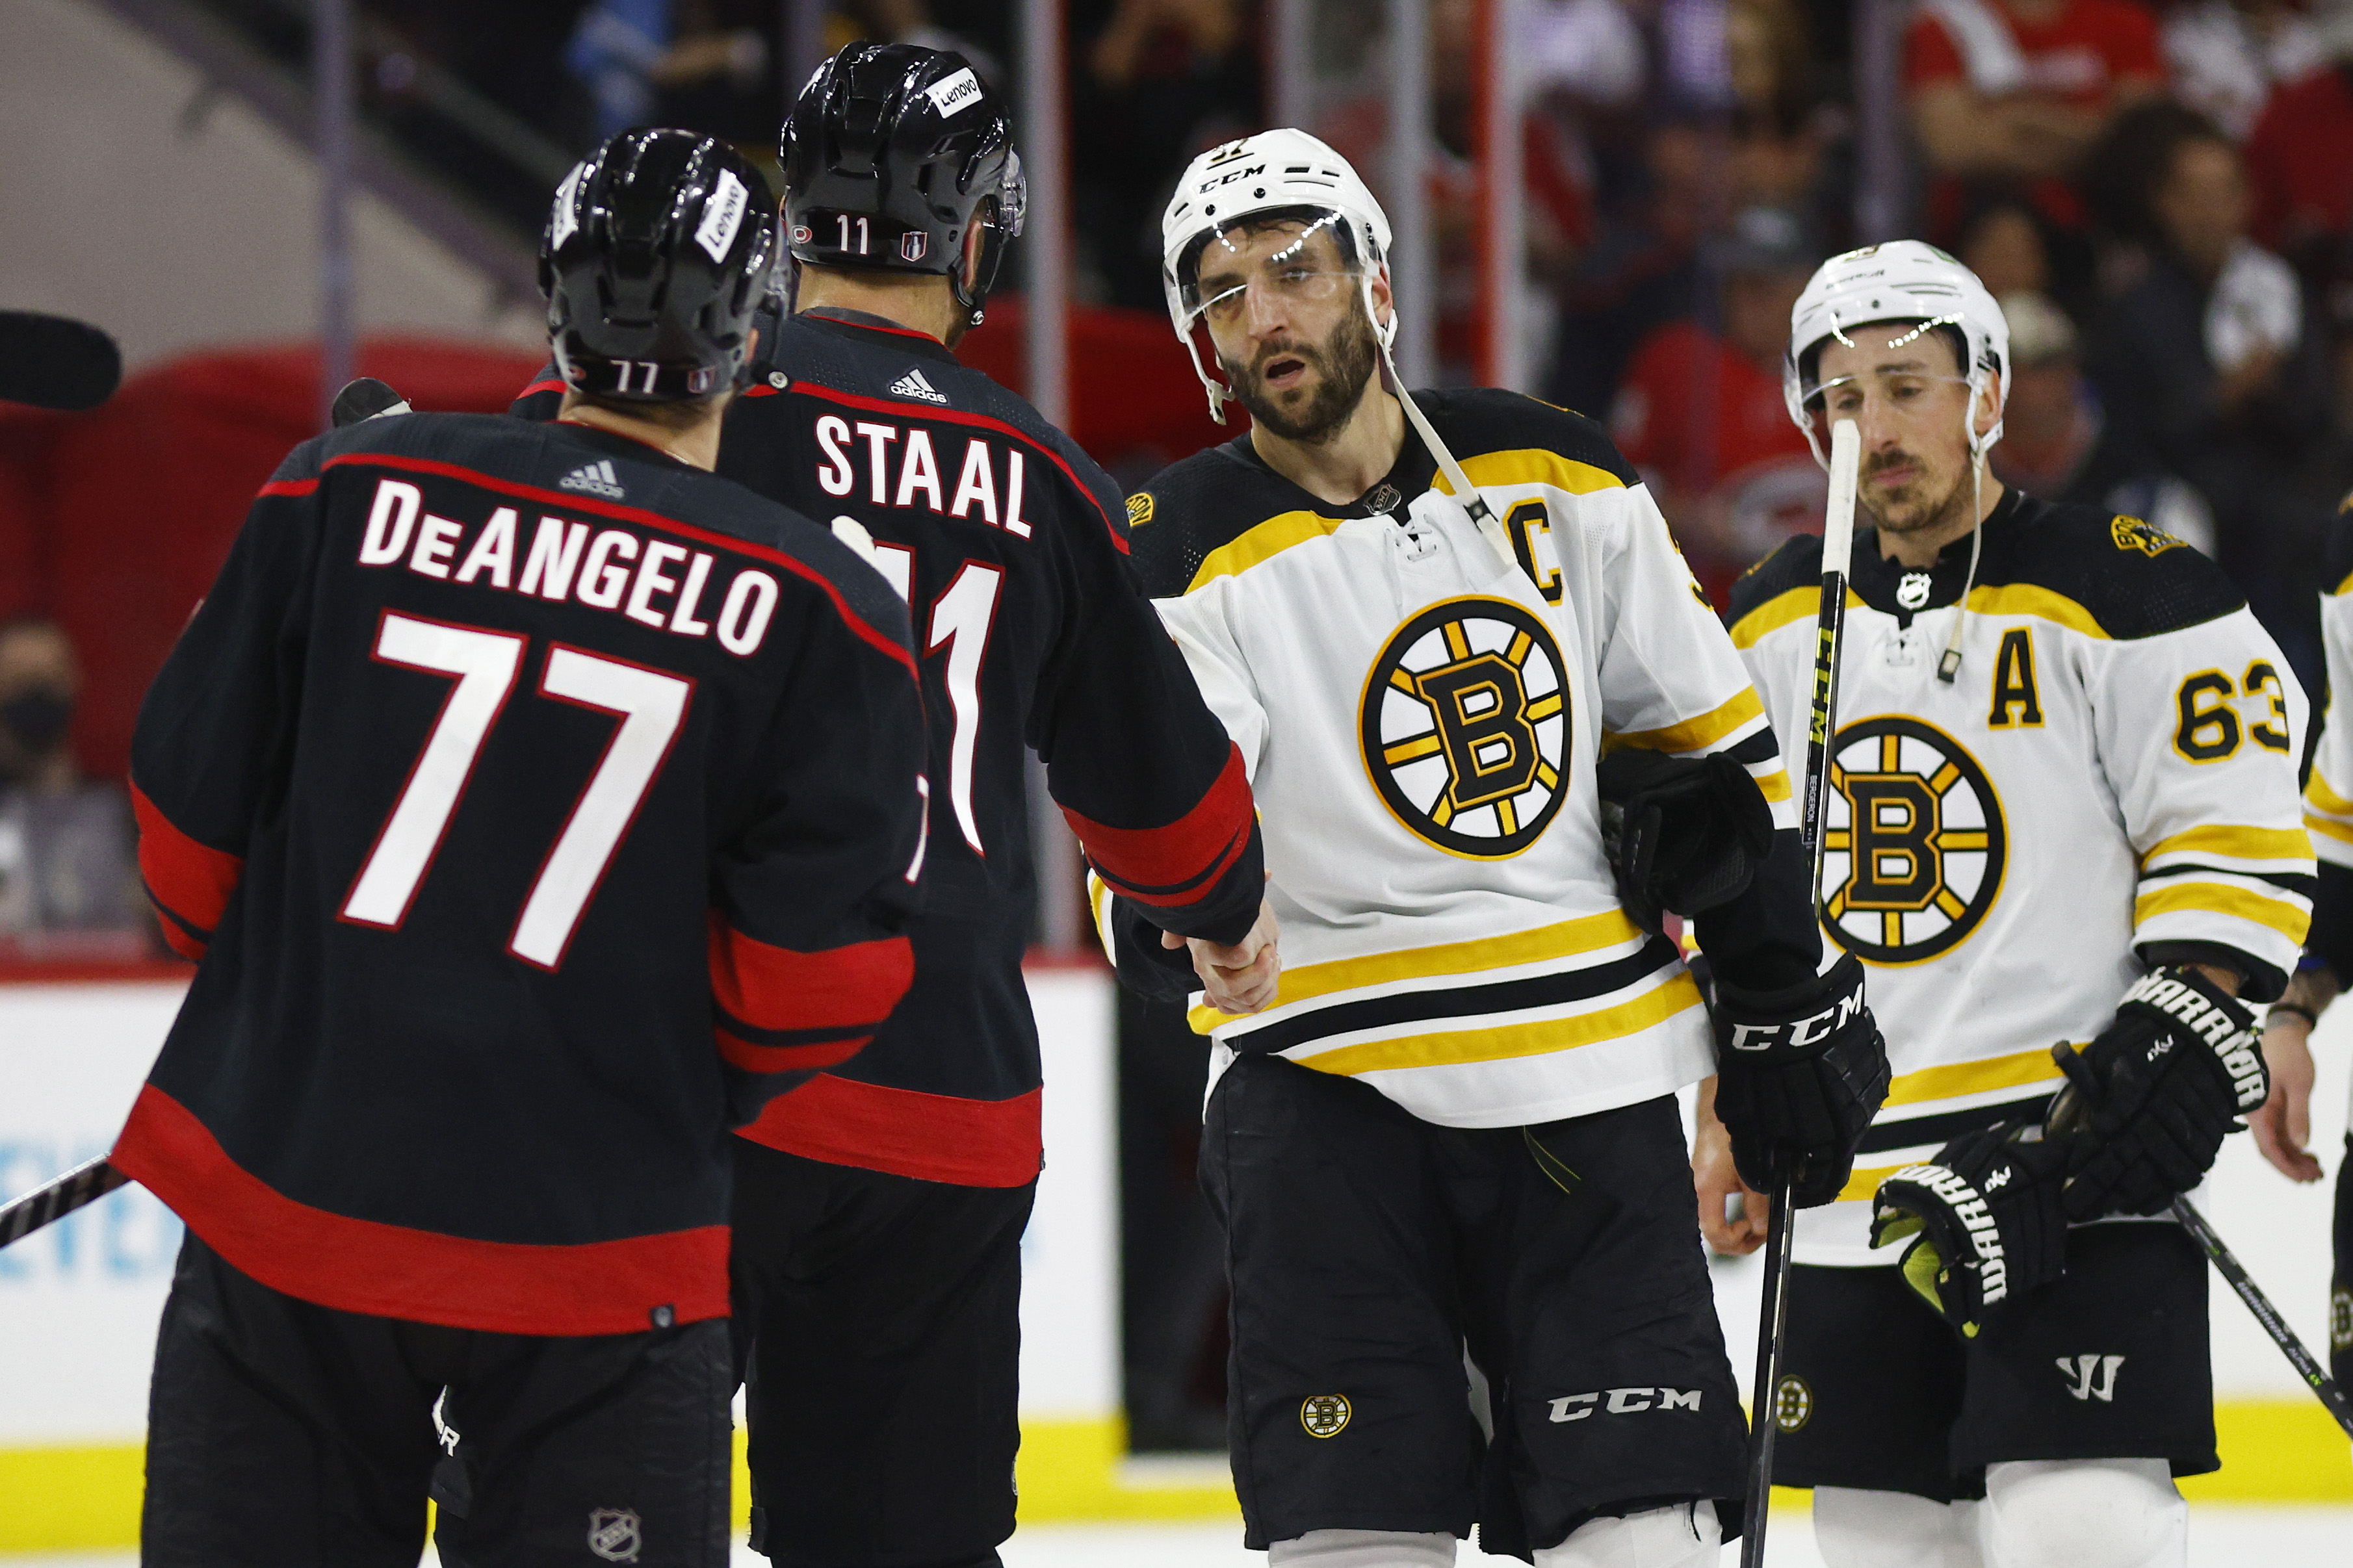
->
<box><xmin>513</xmin><ymin>310</ymin><xmax>1262</xmax><ymax>1186</ymax></box>
<box><xmin>122</xmin><ymin>413</ymin><xmax>927</xmax><ymax>1335</ymax></box>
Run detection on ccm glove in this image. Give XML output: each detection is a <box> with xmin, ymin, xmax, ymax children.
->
<box><xmin>1597</xmin><ymin>749</ymin><xmax>1775</xmax><ymax>932</ymax></box>
<box><xmin>1712</xmin><ymin>951</ymin><xmax>1892</xmax><ymax>1206</ymax></box>
<box><xmin>2049</xmin><ymin>965</ymin><xmax>2267</xmax><ymax>1220</ymax></box>
<box><xmin>1870</xmin><ymin>1121</ymin><xmax>2070</xmax><ymax>1338</ymax></box>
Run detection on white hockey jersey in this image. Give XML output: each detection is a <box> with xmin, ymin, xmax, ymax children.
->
<box><xmin>2296</xmin><ymin>507</ymin><xmax>2353</xmax><ymax>1121</ymax></box>
<box><xmin>1732</xmin><ymin>493</ymin><xmax>2313</xmax><ymax>1265</ymax></box>
<box><xmin>1108</xmin><ymin>390</ymin><xmax>1804</xmax><ymax>1129</ymax></box>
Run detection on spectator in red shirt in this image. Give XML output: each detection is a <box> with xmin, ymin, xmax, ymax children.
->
<box><xmin>2244</xmin><ymin>14</ymin><xmax>2353</xmax><ymax>275</ymax></box>
<box><xmin>1906</xmin><ymin>0</ymin><xmax>2164</xmax><ymax>235</ymax></box>
<box><xmin>1608</xmin><ymin>205</ymin><xmax>1823</xmax><ymax>602</ymax></box>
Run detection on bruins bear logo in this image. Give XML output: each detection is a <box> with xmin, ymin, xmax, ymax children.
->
<box><xmin>1360</xmin><ymin>597</ymin><xmax>1571</xmax><ymax>859</ymax></box>
<box><xmin>1821</xmin><ymin>716</ymin><xmax>2007</xmax><ymax>963</ymax></box>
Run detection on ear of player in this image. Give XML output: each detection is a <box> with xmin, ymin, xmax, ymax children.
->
<box><xmin>1595</xmin><ymin>750</ymin><xmax>1776</xmax><ymax>933</ymax></box>
<box><xmin>2049</xmin><ymin>964</ymin><xmax>2268</xmax><ymax>1220</ymax></box>
<box><xmin>1710</xmin><ymin>953</ymin><xmax>1892</xmax><ymax>1206</ymax></box>
<box><xmin>1870</xmin><ymin>1121</ymin><xmax>2070</xmax><ymax>1339</ymax></box>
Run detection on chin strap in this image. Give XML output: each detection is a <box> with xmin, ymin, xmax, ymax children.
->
<box><xmin>1936</xmin><ymin>454</ymin><xmax>1987</xmax><ymax>684</ymax></box>
<box><xmin>1377</xmin><ymin>341</ymin><xmax>1524</xmax><ymax>578</ymax></box>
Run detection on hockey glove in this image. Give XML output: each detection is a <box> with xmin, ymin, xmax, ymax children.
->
<box><xmin>1711</xmin><ymin>951</ymin><xmax>1892</xmax><ymax>1206</ymax></box>
<box><xmin>1596</xmin><ymin>749</ymin><xmax>1776</xmax><ymax>932</ymax></box>
<box><xmin>1870</xmin><ymin>1120</ymin><xmax>2070</xmax><ymax>1337</ymax></box>
<box><xmin>2047</xmin><ymin>965</ymin><xmax>2267</xmax><ymax>1220</ymax></box>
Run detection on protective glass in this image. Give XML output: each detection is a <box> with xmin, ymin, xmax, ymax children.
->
<box><xmin>1804</xmin><ymin>368</ymin><xmax>1975</xmax><ymax>424</ymax></box>
<box><xmin>1176</xmin><ymin>209</ymin><xmax>1358</xmax><ymax>331</ymax></box>
<box><xmin>996</xmin><ymin>151</ymin><xmax>1028</xmax><ymax>240</ymax></box>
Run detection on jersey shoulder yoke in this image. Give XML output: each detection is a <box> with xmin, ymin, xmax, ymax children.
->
<box><xmin>1726</xmin><ymin>533</ymin><xmax>1827</xmax><ymax>645</ymax></box>
<box><xmin>1418</xmin><ymin>387</ymin><xmax>1640</xmax><ymax>494</ymax></box>
<box><xmin>1990</xmin><ymin>497</ymin><xmax>2244</xmax><ymax>640</ymax></box>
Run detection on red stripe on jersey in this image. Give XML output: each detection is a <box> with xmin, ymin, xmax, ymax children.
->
<box><xmin>112</xmin><ymin>1085</ymin><xmax>730</xmax><ymax>1335</ymax></box>
<box><xmin>708</xmin><ymin>918</ymin><xmax>914</xmax><ymax>1035</ymax></box>
<box><xmin>783</xmin><ymin>382</ymin><xmax>1128</xmax><ymax>554</ymax></box>
<box><xmin>714</xmin><ymin>1027</ymin><xmax>870</xmax><ymax>1075</ymax></box>
<box><xmin>155</xmin><ymin>918</ymin><xmax>209</xmax><ymax>964</ymax></box>
<box><xmin>1062</xmin><ymin>743</ymin><xmax>1253</xmax><ymax>904</ymax></box>
<box><xmin>129</xmin><ymin>781</ymin><xmax>244</xmax><ymax>945</ymax></box>
<box><xmin>313</xmin><ymin>451</ymin><xmax>919</xmax><ymax>680</ymax></box>
<box><xmin>736</xmin><ymin>1075</ymin><xmax>1042</xmax><ymax>1188</ymax></box>
<box><xmin>259</xmin><ymin>478</ymin><xmax>319</xmax><ymax>497</ymax></box>
<box><xmin>516</xmin><ymin>377</ymin><xmax>566</xmax><ymax>399</ymax></box>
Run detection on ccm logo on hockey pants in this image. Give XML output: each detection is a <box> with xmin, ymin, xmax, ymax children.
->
<box><xmin>1548</xmin><ymin>1387</ymin><xmax>1706</xmax><ymax>1421</ymax></box>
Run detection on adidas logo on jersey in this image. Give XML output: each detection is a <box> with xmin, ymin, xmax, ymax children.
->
<box><xmin>889</xmin><ymin>368</ymin><xmax>949</xmax><ymax>405</ymax></box>
<box><xmin>559</xmin><ymin>459</ymin><xmax>625</xmax><ymax>499</ymax></box>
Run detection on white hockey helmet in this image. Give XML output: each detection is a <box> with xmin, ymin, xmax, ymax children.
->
<box><xmin>1160</xmin><ymin>129</ymin><xmax>1397</xmax><ymax>424</ymax></box>
<box><xmin>1782</xmin><ymin>240</ymin><xmax>2010</xmax><ymax>467</ymax></box>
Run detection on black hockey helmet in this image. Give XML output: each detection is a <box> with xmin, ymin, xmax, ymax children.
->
<box><xmin>779</xmin><ymin>42</ymin><xmax>1025</xmax><ymax>323</ymax></box>
<box><xmin>541</xmin><ymin>129</ymin><xmax>777</xmax><ymax>402</ymax></box>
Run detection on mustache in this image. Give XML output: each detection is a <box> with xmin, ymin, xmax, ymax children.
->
<box><xmin>1864</xmin><ymin>450</ymin><xmax>1923</xmax><ymax>478</ymax></box>
<box><xmin>1249</xmin><ymin>339</ymin><xmax>1321</xmax><ymax>376</ymax></box>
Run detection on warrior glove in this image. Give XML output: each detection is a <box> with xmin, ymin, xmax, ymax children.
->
<box><xmin>1711</xmin><ymin>951</ymin><xmax>1892</xmax><ymax>1206</ymax></box>
<box><xmin>2047</xmin><ymin>965</ymin><xmax>2267</xmax><ymax>1220</ymax></box>
<box><xmin>1597</xmin><ymin>749</ymin><xmax>1776</xmax><ymax>932</ymax></box>
<box><xmin>1871</xmin><ymin>1121</ymin><xmax>2070</xmax><ymax>1338</ymax></box>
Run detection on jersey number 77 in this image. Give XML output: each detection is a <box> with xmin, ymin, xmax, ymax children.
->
<box><xmin>340</xmin><ymin>610</ymin><xmax>692</xmax><ymax>970</ymax></box>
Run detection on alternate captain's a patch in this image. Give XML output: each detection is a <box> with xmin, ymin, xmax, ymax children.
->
<box><xmin>1361</xmin><ymin>597</ymin><xmax>1571</xmax><ymax>860</ymax></box>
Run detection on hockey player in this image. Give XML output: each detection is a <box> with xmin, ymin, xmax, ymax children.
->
<box><xmin>512</xmin><ymin>45</ymin><xmax>1268</xmax><ymax>1567</ymax></box>
<box><xmin>1712</xmin><ymin>242</ymin><xmax>2311</xmax><ymax>1567</ymax></box>
<box><xmin>121</xmin><ymin>131</ymin><xmax>928</xmax><ymax>1566</ymax></box>
<box><xmin>1099</xmin><ymin>130</ymin><xmax>1890</xmax><ymax>1568</ymax></box>
<box><xmin>2255</xmin><ymin>495</ymin><xmax>2353</xmax><ymax>1389</ymax></box>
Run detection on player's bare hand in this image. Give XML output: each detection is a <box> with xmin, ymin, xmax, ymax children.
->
<box><xmin>2251</xmin><ymin>1013</ymin><xmax>2322</xmax><ymax>1183</ymax></box>
<box><xmin>1693</xmin><ymin>1076</ymin><xmax>1771</xmax><ymax>1254</ymax></box>
<box><xmin>1164</xmin><ymin>897</ymin><xmax>1279</xmax><ymax>1014</ymax></box>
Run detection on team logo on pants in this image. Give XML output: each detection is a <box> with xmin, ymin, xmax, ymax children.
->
<box><xmin>2330</xmin><ymin>1287</ymin><xmax>2350</xmax><ymax>1352</ymax></box>
<box><xmin>588</xmin><ymin>1508</ymin><xmax>642</xmax><ymax>1562</ymax></box>
<box><xmin>1772</xmin><ymin>1374</ymin><xmax>1814</xmax><ymax>1432</ymax></box>
<box><xmin>1360</xmin><ymin>597</ymin><xmax>1571</xmax><ymax>859</ymax></box>
<box><xmin>1301</xmin><ymin>1393</ymin><xmax>1352</xmax><ymax>1437</ymax></box>
<box><xmin>1820</xmin><ymin>716</ymin><xmax>2005</xmax><ymax>962</ymax></box>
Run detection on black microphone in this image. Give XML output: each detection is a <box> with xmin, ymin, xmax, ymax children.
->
<box><xmin>331</xmin><ymin>376</ymin><xmax>412</xmax><ymax>428</ymax></box>
<box><xmin>0</xmin><ymin>311</ymin><xmax>122</xmax><ymax>411</ymax></box>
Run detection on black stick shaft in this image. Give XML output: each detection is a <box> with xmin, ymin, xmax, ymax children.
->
<box><xmin>0</xmin><ymin>1156</ymin><xmax>130</xmax><ymax>1251</ymax></box>
<box><xmin>2172</xmin><ymin>1196</ymin><xmax>2353</xmax><ymax>1438</ymax></box>
<box><xmin>1740</xmin><ymin>1173</ymin><xmax>1799</xmax><ymax>1565</ymax></box>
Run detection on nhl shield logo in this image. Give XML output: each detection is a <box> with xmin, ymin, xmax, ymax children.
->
<box><xmin>1819</xmin><ymin>715</ymin><xmax>2006</xmax><ymax>963</ymax></box>
<box><xmin>1301</xmin><ymin>1393</ymin><xmax>1352</xmax><ymax>1437</ymax></box>
<box><xmin>588</xmin><ymin>1508</ymin><xmax>642</xmax><ymax>1563</ymax></box>
<box><xmin>1360</xmin><ymin>597</ymin><xmax>1572</xmax><ymax>860</ymax></box>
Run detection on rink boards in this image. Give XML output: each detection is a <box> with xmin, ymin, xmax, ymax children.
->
<box><xmin>0</xmin><ymin>968</ymin><xmax>2345</xmax><ymax>1550</ymax></box>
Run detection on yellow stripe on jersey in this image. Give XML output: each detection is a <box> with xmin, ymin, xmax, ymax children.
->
<box><xmin>2308</xmin><ymin>814</ymin><xmax>2353</xmax><ymax>847</ymax></box>
<box><xmin>1836</xmin><ymin>1161</ymin><xmax>1910</xmax><ymax>1205</ymax></box>
<box><xmin>2138</xmin><ymin>825</ymin><xmax>2315</xmax><ymax>868</ymax></box>
<box><xmin>1438</xmin><ymin>448</ymin><xmax>1629</xmax><ymax>498</ymax></box>
<box><xmin>1882</xmin><ymin>1044</ymin><xmax>2067</xmax><ymax>1109</ymax></box>
<box><xmin>2334</xmin><ymin>565</ymin><xmax>2353</xmax><ymax>597</ymax></box>
<box><xmin>1297</xmin><ymin>969</ymin><xmax>1702</xmax><ymax>1076</ymax></box>
<box><xmin>1189</xmin><ymin>907</ymin><xmax>1648</xmax><ymax>1034</ymax></box>
<box><xmin>2308</xmin><ymin>768</ymin><xmax>2353</xmax><ymax>818</ymax></box>
<box><xmin>2133</xmin><ymin>880</ymin><xmax>2311</xmax><ymax>942</ymax></box>
<box><xmin>1186</xmin><ymin>509</ymin><xmax>1346</xmax><ymax>593</ymax></box>
<box><xmin>1603</xmin><ymin>687</ymin><xmax>1765</xmax><ymax>756</ymax></box>
<box><xmin>1727</xmin><ymin>585</ymin><xmax>1868</xmax><ymax>650</ymax></box>
<box><xmin>1755</xmin><ymin>767</ymin><xmax>1793</xmax><ymax>803</ymax></box>
<box><xmin>1963</xmin><ymin>583</ymin><xmax>2109</xmax><ymax>639</ymax></box>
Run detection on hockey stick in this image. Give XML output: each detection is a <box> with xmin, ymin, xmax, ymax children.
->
<box><xmin>2171</xmin><ymin>1194</ymin><xmax>2353</xmax><ymax>1438</ymax></box>
<box><xmin>0</xmin><ymin>1155</ymin><xmax>130</xmax><ymax>1252</ymax></box>
<box><xmin>1739</xmin><ymin>417</ymin><xmax>1861</xmax><ymax>1567</ymax></box>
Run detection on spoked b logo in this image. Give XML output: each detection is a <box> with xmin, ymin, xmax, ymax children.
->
<box><xmin>1360</xmin><ymin>597</ymin><xmax>1572</xmax><ymax>859</ymax></box>
<box><xmin>1820</xmin><ymin>715</ymin><xmax>2006</xmax><ymax>962</ymax></box>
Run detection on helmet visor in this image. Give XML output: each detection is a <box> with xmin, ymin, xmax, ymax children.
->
<box><xmin>1792</xmin><ymin>313</ymin><xmax>1973</xmax><ymax>415</ymax></box>
<box><xmin>997</xmin><ymin>151</ymin><xmax>1027</xmax><ymax>240</ymax></box>
<box><xmin>1169</xmin><ymin>207</ymin><xmax>1362</xmax><ymax>333</ymax></box>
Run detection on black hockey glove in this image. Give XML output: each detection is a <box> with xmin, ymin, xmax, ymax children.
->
<box><xmin>2047</xmin><ymin>965</ymin><xmax>2267</xmax><ymax>1220</ymax></box>
<box><xmin>1711</xmin><ymin>951</ymin><xmax>1892</xmax><ymax>1207</ymax></box>
<box><xmin>1870</xmin><ymin>1120</ymin><xmax>2070</xmax><ymax>1338</ymax></box>
<box><xmin>1596</xmin><ymin>749</ymin><xmax>1774</xmax><ymax>932</ymax></box>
